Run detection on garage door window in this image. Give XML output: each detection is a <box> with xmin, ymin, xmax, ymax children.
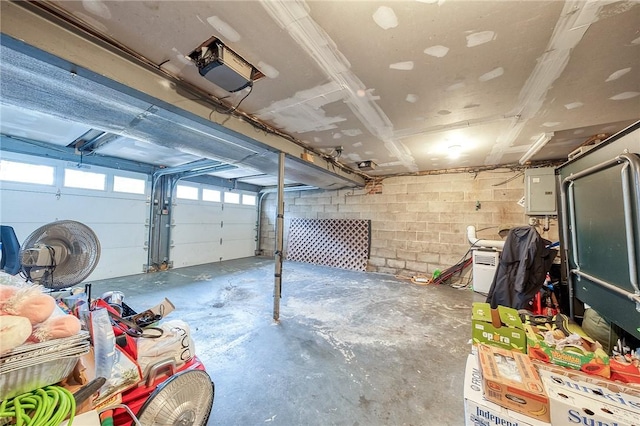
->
<box><xmin>242</xmin><ymin>194</ymin><xmax>256</xmax><ymax>206</ymax></box>
<box><xmin>114</xmin><ymin>176</ymin><xmax>146</xmax><ymax>194</ymax></box>
<box><xmin>224</xmin><ymin>192</ymin><xmax>240</xmax><ymax>204</ymax></box>
<box><xmin>203</xmin><ymin>188</ymin><xmax>221</xmax><ymax>202</ymax></box>
<box><xmin>64</xmin><ymin>168</ymin><xmax>106</xmax><ymax>190</ymax></box>
<box><xmin>176</xmin><ymin>184</ymin><xmax>199</xmax><ymax>200</ymax></box>
<box><xmin>0</xmin><ymin>160</ymin><xmax>54</xmax><ymax>185</ymax></box>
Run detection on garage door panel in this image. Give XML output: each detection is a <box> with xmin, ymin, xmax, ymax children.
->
<box><xmin>171</xmin><ymin>241</ymin><xmax>222</xmax><ymax>267</ymax></box>
<box><xmin>223</xmin><ymin>223</ymin><xmax>256</xmax><ymax>241</ymax></box>
<box><xmin>171</xmin><ymin>223</ymin><xmax>222</xmax><ymax>244</ymax></box>
<box><xmin>220</xmin><ymin>240</ymin><xmax>256</xmax><ymax>260</ymax></box>
<box><xmin>90</xmin><ymin>223</ymin><xmax>147</xmax><ymax>249</ymax></box>
<box><xmin>223</xmin><ymin>206</ymin><xmax>256</xmax><ymax>223</ymax></box>
<box><xmin>90</xmin><ymin>246</ymin><xmax>147</xmax><ymax>281</ymax></box>
<box><xmin>172</xmin><ymin>204</ymin><xmax>222</xmax><ymax>225</ymax></box>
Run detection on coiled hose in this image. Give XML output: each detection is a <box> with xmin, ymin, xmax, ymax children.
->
<box><xmin>0</xmin><ymin>385</ymin><xmax>76</xmax><ymax>426</ymax></box>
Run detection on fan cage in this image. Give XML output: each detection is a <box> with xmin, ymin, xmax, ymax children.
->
<box><xmin>137</xmin><ymin>369</ymin><xmax>214</xmax><ymax>426</ymax></box>
<box><xmin>19</xmin><ymin>220</ymin><xmax>101</xmax><ymax>289</ymax></box>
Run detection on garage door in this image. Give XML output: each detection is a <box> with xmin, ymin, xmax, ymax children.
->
<box><xmin>170</xmin><ymin>183</ymin><xmax>257</xmax><ymax>268</ymax></box>
<box><xmin>0</xmin><ymin>152</ymin><xmax>148</xmax><ymax>281</ymax></box>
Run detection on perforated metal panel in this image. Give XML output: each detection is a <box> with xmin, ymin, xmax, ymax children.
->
<box><xmin>286</xmin><ymin>218</ymin><xmax>370</xmax><ymax>271</ymax></box>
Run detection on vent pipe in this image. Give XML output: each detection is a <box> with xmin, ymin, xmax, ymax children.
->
<box><xmin>466</xmin><ymin>225</ymin><xmax>505</xmax><ymax>250</ymax></box>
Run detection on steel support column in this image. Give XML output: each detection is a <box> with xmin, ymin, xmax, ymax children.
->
<box><xmin>273</xmin><ymin>152</ymin><xmax>285</xmax><ymax>321</ymax></box>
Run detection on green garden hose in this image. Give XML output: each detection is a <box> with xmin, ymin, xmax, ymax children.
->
<box><xmin>0</xmin><ymin>385</ymin><xmax>75</xmax><ymax>426</ymax></box>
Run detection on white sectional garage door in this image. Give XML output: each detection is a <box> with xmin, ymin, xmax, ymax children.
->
<box><xmin>0</xmin><ymin>152</ymin><xmax>148</xmax><ymax>281</ymax></box>
<box><xmin>169</xmin><ymin>184</ymin><xmax>257</xmax><ymax>268</ymax></box>
<box><xmin>1</xmin><ymin>153</ymin><xmax>258</xmax><ymax>281</ymax></box>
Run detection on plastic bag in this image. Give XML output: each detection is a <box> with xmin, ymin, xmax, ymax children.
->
<box><xmin>136</xmin><ymin>320</ymin><xmax>195</xmax><ymax>376</ymax></box>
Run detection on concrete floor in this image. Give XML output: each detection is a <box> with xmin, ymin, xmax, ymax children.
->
<box><xmin>90</xmin><ymin>257</ymin><xmax>476</xmax><ymax>426</ymax></box>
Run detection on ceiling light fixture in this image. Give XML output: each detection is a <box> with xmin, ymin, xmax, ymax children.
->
<box><xmin>519</xmin><ymin>132</ymin><xmax>554</xmax><ymax>165</ymax></box>
<box><xmin>447</xmin><ymin>144</ymin><xmax>462</xmax><ymax>159</ymax></box>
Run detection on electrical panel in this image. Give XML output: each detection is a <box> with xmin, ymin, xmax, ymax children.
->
<box><xmin>525</xmin><ymin>167</ymin><xmax>557</xmax><ymax>215</ymax></box>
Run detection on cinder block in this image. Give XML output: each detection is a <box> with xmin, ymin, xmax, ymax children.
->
<box><xmin>493</xmin><ymin>212</ymin><xmax>527</xmax><ymax>225</ymax></box>
<box><xmin>387</xmin><ymin>259</ymin><xmax>406</xmax><ymax>269</ymax></box>
<box><xmin>373</xmin><ymin>230</ymin><xmax>395</xmax><ymax>241</ymax></box>
<box><xmin>416</xmin><ymin>212</ymin><xmax>441</xmax><ymax>223</ymax></box>
<box><xmin>368</xmin><ymin>257</ymin><xmax>386</xmax><ymax>267</ymax></box>
<box><xmin>463</xmin><ymin>212</ymin><xmax>494</xmax><ymax>223</ymax></box>
<box><xmin>316</xmin><ymin>212</ymin><xmax>347</xmax><ymax>220</ymax></box>
<box><xmin>396</xmin><ymin>249</ymin><xmax>417</xmax><ymax>261</ymax></box>
<box><xmin>417</xmin><ymin>252</ymin><xmax>440</xmax><ymax>263</ymax></box>
<box><xmin>405</xmin><ymin>261</ymin><xmax>428</xmax><ymax>273</ymax></box>
<box><xmin>415</xmin><ymin>231</ymin><xmax>439</xmax><ymax>243</ymax></box>
<box><xmin>428</xmin><ymin>201</ymin><xmax>455</xmax><ymax>213</ymax></box>
<box><xmin>395</xmin><ymin>230</ymin><xmax>417</xmax><ymax>241</ymax></box>
<box><xmin>372</xmin><ymin>248</ymin><xmax>396</xmax><ymax>258</ymax></box>
<box><xmin>388</xmin><ymin>239</ymin><xmax>408</xmax><ymax>250</ymax></box>
<box><xmin>464</xmin><ymin>190</ymin><xmax>493</xmax><ymax>201</ymax></box>
<box><xmin>388</xmin><ymin>203</ymin><xmax>408</xmax><ymax>213</ymax></box>
<box><xmin>492</xmin><ymin>188</ymin><xmax>525</xmax><ymax>201</ymax></box>
<box><xmin>427</xmin><ymin>222</ymin><xmax>452</xmax><ymax>233</ymax></box>
<box><xmin>406</xmin><ymin>221</ymin><xmax>427</xmax><ymax>232</ymax></box>
<box><xmin>406</xmin><ymin>241</ymin><xmax>430</xmax><ymax>252</ymax></box>
<box><xmin>383</xmin><ymin>184</ymin><xmax>408</xmax><ymax>195</ymax></box>
<box><xmin>439</xmin><ymin>191</ymin><xmax>465</xmax><ymax>202</ymax></box>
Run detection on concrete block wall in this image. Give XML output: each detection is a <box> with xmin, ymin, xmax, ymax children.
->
<box><xmin>260</xmin><ymin>169</ymin><xmax>559</xmax><ymax>278</ymax></box>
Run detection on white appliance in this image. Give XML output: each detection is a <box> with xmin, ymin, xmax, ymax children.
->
<box><xmin>472</xmin><ymin>249</ymin><xmax>500</xmax><ymax>295</ymax></box>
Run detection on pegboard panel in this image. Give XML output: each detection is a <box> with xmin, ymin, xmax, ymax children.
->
<box><xmin>286</xmin><ymin>218</ymin><xmax>370</xmax><ymax>271</ymax></box>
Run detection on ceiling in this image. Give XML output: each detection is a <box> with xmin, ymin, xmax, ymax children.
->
<box><xmin>1</xmin><ymin>1</ymin><xmax>639</xmax><ymax>189</ymax></box>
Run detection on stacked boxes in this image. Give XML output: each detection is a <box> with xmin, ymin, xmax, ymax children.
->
<box><xmin>524</xmin><ymin>320</ymin><xmax>610</xmax><ymax>378</ymax></box>
<box><xmin>468</xmin><ymin>305</ymin><xmax>640</xmax><ymax>425</ymax></box>
<box><xmin>464</xmin><ymin>354</ymin><xmax>551</xmax><ymax>426</ymax></box>
<box><xmin>535</xmin><ymin>362</ymin><xmax>640</xmax><ymax>426</ymax></box>
<box><xmin>477</xmin><ymin>344</ymin><xmax>550</xmax><ymax>423</ymax></box>
<box><xmin>472</xmin><ymin>303</ymin><xmax>527</xmax><ymax>353</ymax></box>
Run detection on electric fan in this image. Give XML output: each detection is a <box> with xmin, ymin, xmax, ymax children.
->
<box><xmin>19</xmin><ymin>220</ymin><xmax>101</xmax><ymax>289</ymax></box>
<box><xmin>136</xmin><ymin>369</ymin><xmax>214</xmax><ymax>426</ymax></box>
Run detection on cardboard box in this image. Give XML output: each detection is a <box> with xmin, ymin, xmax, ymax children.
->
<box><xmin>525</xmin><ymin>323</ymin><xmax>610</xmax><ymax>378</ymax></box>
<box><xmin>472</xmin><ymin>303</ymin><xmax>527</xmax><ymax>353</ymax></box>
<box><xmin>541</xmin><ymin>368</ymin><xmax>640</xmax><ymax>425</ymax></box>
<box><xmin>611</xmin><ymin>357</ymin><xmax>640</xmax><ymax>385</ymax></box>
<box><xmin>477</xmin><ymin>344</ymin><xmax>550</xmax><ymax>422</ymax></box>
<box><xmin>535</xmin><ymin>361</ymin><xmax>640</xmax><ymax>412</ymax></box>
<box><xmin>464</xmin><ymin>354</ymin><xmax>551</xmax><ymax>426</ymax></box>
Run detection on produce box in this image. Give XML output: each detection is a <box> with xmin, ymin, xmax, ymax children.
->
<box><xmin>464</xmin><ymin>354</ymin><xmax>551</xmax><ymax>426</ymax></box>
<box><xmin>477</xmin><ymin>344</ymin><xmax>550</xmax><ymax>422</ymax></box>
<box><xmin>535</xmin><ymin>361</ymin><xmax>640</xmax><ymax>410</ymax></box>
<box><xmin>538</xmin><ymin>364</ymin><xmax>640</xmax><ymax>425</ymax></box>
<box><xmin>472</xmin><ymin>302</ymin><xmax>527</xmax><ymax>353</ymax></box>
<box><xmin>525</xmin><ymin>320</ymin><xmax>610</xmax><ymax>378</ymax></box>
<box><xmin>610</xmin><ymin>356</ymin><xmax>640</xmax><ymax>385</ymax></box>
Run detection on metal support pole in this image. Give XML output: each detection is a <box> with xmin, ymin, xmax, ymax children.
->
<box><xmin>273</xmin><ymin>152</ymin><xmax>285</xmax><ymax>321</ymax></box>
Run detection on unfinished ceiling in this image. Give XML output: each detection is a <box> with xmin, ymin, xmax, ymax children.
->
<box><xmin>1</xmin><ymin>1</ymin><xmax>639</xmax><ymax>187</ymax></box>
